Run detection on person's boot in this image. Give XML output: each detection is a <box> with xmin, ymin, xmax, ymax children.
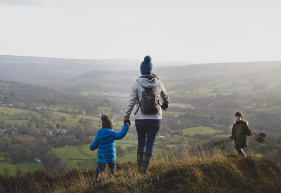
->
<box><xmin>137</xmin><ymin>152</ymin><xmax>144</xmax><ymax>172</ymax></box>
<box><xmin>236</xmin><ymin>146</ymin><xmax>247</xmax><ymax>158</ymax></box>
<box><xmin>140</xmin><ymin>152</ymin><xmax>153</xmax><ymax>173</ymax></box>
<box><xmin>92</xmin><ymin>171</ymin><xmax>101</xmax><ymax>185</ymax></box>
<box><xmin>108</xmin><ymin>169</ymin><xmax>114</xmax><ymax>179</ymax></box>
<box><xmin>239</xmin><ymin>148</ymin><xmax>247</xmax><ymax>158</ymax></box>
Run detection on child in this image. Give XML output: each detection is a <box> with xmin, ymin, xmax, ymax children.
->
<box><xmin>229</xmin><ymin>112</ymin><xmax>253</xmax><ymax>157</ymax></box>
<box><xmin>90</xmin><ymin>114</ymin><xmax>129</xmax><ymax>184</ymax></box>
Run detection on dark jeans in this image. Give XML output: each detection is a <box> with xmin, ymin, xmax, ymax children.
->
<box><xmin>135</xmin><ymin>119</ymin><xmax>162</xmax><ymax>154</ymax></box>
<box><xmin>95</xmin><ymin>160</ymin><xmax>116</xmax><ymax>174</ymax></box>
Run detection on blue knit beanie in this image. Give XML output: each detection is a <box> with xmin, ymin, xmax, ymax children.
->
<box><xmin>140</xmin><ymin>55</ymin><xmax>153</xmax><ymax>75</ymax></box>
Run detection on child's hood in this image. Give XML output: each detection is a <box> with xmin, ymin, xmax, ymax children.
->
<box><xmin>96</xmin><ymin>128</ymin><xmax>114</xmax><ymax>140</ymax></box>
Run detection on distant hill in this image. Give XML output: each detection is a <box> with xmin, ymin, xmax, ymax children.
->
<box><xmin>154</xmin><ymin>61</ymin><xmax>281</xmax><ymax>79</ymax></box>
<box><xmin>234</xmin><ymin>65</ymin><xmax>281</xmax><ymax>86</ymax></box>
<box><xmin>0</xmin><ymin>55</ymin><xmax>192</xmax><ymax>84</ymax></box>
<box><xmin>65</xmin><ymin>61</ymin><xmax>281</xmax><ymax>94</ymax></box>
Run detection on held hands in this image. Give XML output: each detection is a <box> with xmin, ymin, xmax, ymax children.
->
<box><xmin>250</xmin><ymin>132</ymin><xmax>253</xmax><ymax>136</ymax></box>
<box><xmin>124</xmin><ymin>120</ymin><xmax>131</xmax><ymax>126</ymax></box>
<box><xmin>229</xmin><ymin>138</ymin><xmax>233</xmax><ymax>141</ymax></box>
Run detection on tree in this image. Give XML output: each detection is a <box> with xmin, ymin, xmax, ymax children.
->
<box><xmin>126</xmin><ymin>145</ymin><xmax>136</xmax><ymax>154</ymax></box>
<box><xmin>59</xmin><ymin>117</ymin><xmax>66</xmax><ymax>125</ymax></box>
<box><xmin>41</xmin><ymin>153</ymin><xmax>67</xmax><ymax>174</ymax></box>
<box><xmin>6</xmin><ymin>144</ymin><xmax>33</xmax><ymax>164</ymax></box>
<box><xmin>0</xmin><ymin>136</ymin><xmax>12</xmax><ymax>152</ymax></box>
<box><xmin>116</xmin><ymin>145</ymin><xmax>125</xmax><ymax>157</ymax></box>
<box><xmin>79</xmin><ymin>118</ymin><xmax>84</xmax><ymax>125</ymax></box>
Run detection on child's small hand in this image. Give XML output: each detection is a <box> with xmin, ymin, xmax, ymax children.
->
<box><xmin>124</xmin><ymin>120</ymin><xmax>131</xmax><ymax>126</ymax></box>
<box><xmin>249</xmin><ymin>132</ymin><xmax>253</xmax><ymax>136</ymax></box>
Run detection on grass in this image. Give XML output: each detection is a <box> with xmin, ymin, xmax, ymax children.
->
<box><xmin>0</xmin><ymin>161</ymin><xmax>44</xmax><ymax>175</ymax></box>
<box><xmin>162</xmin><ymin>111</ymin><xmax>184</xmax><ymax>117</ymax></box>
<box><xmin>53</xmin><ymin>126</ymin><xmax>221</xmax><ymax>169</ymax></box>
<box><xmin>182</xmin><ymin>126</ymin><xmax>223</xmax><ymax>136</ymax></box>
<box><xmin>169</xmin><ymin>88</ymin><xmax>216</xmax><ymax>98</ymax></box>
<box><xmin>169</xmin><ymin>103</ymin><xmax>194</xmax><ymax>109</ymax></box>
<box><xmin>52</xmin><ymin>144</ymin><xmax>96</xmax><ymax>160</ymax></box>
<box><xmin>270</xmin><ymin>105</ymin><xmax>281</xmax><ymax>110</ymax></box>
<box><xmin>80</xmin><ymin>90</ymin><xmax>130</xmax><ymax>98</ymax></box>
<box><xmin>0</xmin><ymin>106</ymin><xmax>29</xmax><ymax>115</ymax></box>
<box><xmin>214</xmin><ymin>134</ymin><xmax>232</xmax><ymax>138</ymax></box>
<box><xmin>53</xmin><ymin>136</ymin><xmax>175</xmax><ymax>169</ymax></box>
<box><xmin>0</xmin><ymin>106</ymin><xmax>102</xmax><ymax>130</ymax></box>
<box><xmin>1</xmin><ymin>148</ymin><xmax>281</xmax><ymax>193</ymax></box>
<box><xmin>255</xmin><ymin>154</ymin><xmax>263</xmax><ymax>158</ymax></box>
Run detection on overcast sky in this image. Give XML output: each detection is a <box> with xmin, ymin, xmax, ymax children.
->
<box><xmin>0</xmin><ymin>0</ymin><xmax>280</xmax><ymax>62</ymax></box>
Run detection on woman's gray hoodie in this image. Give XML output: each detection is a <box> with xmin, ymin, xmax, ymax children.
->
<box><xmin>124</xmin><ymin>75</ymin><xmax>169</xmax><ymax>120</ymax></box>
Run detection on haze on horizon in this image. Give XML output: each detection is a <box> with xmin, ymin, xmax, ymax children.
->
<box><xmin>0</xmin><ymin>0</ymin><xmax>281</xmax><ymax>63</ymax></box>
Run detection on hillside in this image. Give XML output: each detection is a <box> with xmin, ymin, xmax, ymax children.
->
<box><xmin>64</xmin><ymin>61</ymin><xmax>281</xmax><ymax>97</ymax></box>
<box><xmin>0</xmin><ymin>55</ymin><xmax>191</xmax><ymax>84</ymax></box>
<box><xmin>0</xmin><ymin>155</ymin><xmax>280</xmax><ymax>193</ymax></box>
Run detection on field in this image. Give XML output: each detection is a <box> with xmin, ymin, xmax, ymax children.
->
<box><xmin>51</xmin><ymin>126</ymin><xmax>224</xmax><ymax>170</ymax></box>
<box><xmin>162</xmin><ymin>111</ymin><xmax>184</xmax><ymax>117</ymax></box>
<box><xmin>169</xmin><ymin>103</ymin><xmax>194</xmax><ymax>109</ymax></box>
<box><xmin>214</xmin><ymin>134</ymin><xmax>231</xmax><ymax>138</ymax></box>
<box><xmin>0</xmin><ymin>106</ymin><xmax>102</xmax><ymax>130</ymax></box>
<box><xmin>0</xmin><ymin>161</ymin><xmax>44</xmax><ymax>175</ymax></box>
<box><xmin>182</xmin><ymin>126</ymin><xmax>222</xmax><ymax>136</ymax></box>
<box><xmin>0</xmin><ymin>106</ymin><xmax>30</xmax><ymax>115</ymax></box>
<box><xmin>80</xmin><ymin>90</ymin><xmax>130</xmax><ymax>98</ymax></box>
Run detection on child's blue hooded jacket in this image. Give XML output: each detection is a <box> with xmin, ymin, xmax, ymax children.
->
<box><xmin>89</xmin><ymin>125</ymin><xmax>129</xmax><ymax>164</ymax></box>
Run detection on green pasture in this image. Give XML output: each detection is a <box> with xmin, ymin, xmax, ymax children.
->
<box><xmin>169</xmin><ymin>103</ymin><xmax>194</xmax><ymax>109</ymax></box>
<box><xmin>182</xmin><ymin>127</ymin><xmax>222</xmax><ymax>136</ymax></box>
<box><xmin>162</xmin><ymin>111</ymin><xmax>184</xmax><ymax>117</ymax></box>
<box><xmin>255</xmin><ymin>154</ymin><xmax>263</xmax><ymax>158</ymax></box>
<box><xmin>53</xmin><ymin>127</ymin><xmax>220</xmax><ymax>169</ymax></box>
<box><xmin>0</xmin><ymin>161</ymin><xmax>44</xmax><ymax>175</ymax></box>
<box><xmin>0</xmin><ymin>106</ymin><xmax>30</xmax><ymax>115</ymax></box>
<box><xmin>80</xmin><ymin>90</ymin><xmax>129</xmax><ymax>98</ymax></box>
<box><xmin>52</xmin><ymin>144</ymin><xmax>96</xmax><ymax>160</ymax></box>
<box><xmin>53</xmin><ymin>135</ymin><xmax>175</xmax><ymax>169</ymax></box>
<box><xmin>168</xmin><ymin>136</ymin><xmax>188</xmax><ymax>142</ymax></box>
<box><xmin>214</xmin><ymin>134</ymin><xmax>231</xmax><ymax>138</ymax></box>
<box><xmin>169</xmin><ymin>88</ymin><xmax>215</xmax><ymax>98</ymax></box>
<box><xmin>268</xmin><ymin>105</ymin><xmax>281</xmax><ymax>110</ymax></box>
<box><xmin>3</xmin><ymin>120</ymin><xmax>29</xmax><ymax>126</ymax></box>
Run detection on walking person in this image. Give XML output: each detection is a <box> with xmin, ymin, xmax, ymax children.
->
<box><xmin>124</xmin><ymin>55</ymin><xmax>170</xmax><ymax>173</ymax></box>
<box><xmin>90</xmin><ymin>114</ymin><xmax>129</xmax><ymax>184</ymax></box>
<box><xmin>229</xmin><ymin>112</ymin><xmax>253</xmax><ymax>157</ymax></box>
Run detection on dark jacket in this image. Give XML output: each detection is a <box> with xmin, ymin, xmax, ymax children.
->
<box><xmin>230</xmin><ymin>120</ymin><xmax>252</xmax><ymax>147</ymax></box>
<box><xmin>89</xmin><ymin>125</ymin><xmax>129</xmax><ymax>164</ymax></box>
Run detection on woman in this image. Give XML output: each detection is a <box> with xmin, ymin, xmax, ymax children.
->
<box><xmin>124</xmin><ymin>55</ymin><xmax>169</xmax><ymax>173</ymax></box>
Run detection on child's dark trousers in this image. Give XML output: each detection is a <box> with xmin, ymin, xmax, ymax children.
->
<box><xmin>95</xmin><ymin>160</ymin><xmax>116</xmax><ymax>174</ymax></box>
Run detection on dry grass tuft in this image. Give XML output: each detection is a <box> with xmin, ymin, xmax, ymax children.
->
<box><xmin>1</xmin><ymin>147</ymin><xmax>281</xmax><ymax>193</ymax></box>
